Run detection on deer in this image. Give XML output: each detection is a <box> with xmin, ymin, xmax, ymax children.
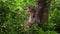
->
<box><xmin>23</xmin><ymin>6</ymin><xmax>41</xmax><ymax>34</ymax></box>
<box><xmin>23</xmin><ymin>6</ymin><xmax>40</xmax><ymax>29</ymax></box>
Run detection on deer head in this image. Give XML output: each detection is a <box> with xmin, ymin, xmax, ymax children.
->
<box><xmin>24</xmin><ymin>6</ymin><xmax>40</xmax><ymax>24</ymax></box>
<box><xmin>24</xmin><ymin>7</ymin><xmax>36</xmax><ymax>24</ymax></box>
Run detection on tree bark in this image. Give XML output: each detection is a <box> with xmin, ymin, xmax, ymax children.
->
<box><xmin>35</xmin><ymin>0</ymin><xmax>51</xmax><ymax>23</ymax></box>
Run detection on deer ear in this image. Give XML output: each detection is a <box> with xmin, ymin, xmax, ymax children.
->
<box><xmin>24</xmin><ymin>6</ymin><xmax>31</xmax><ymax>12</ymax></box>
<box><xmin>30</xmin><ymin>8</ymin><xmax>36</xmax><ymax>13</ymax></box>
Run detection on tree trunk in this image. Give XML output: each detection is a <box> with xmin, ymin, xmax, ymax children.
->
<box><xmin>35</xmin><ymin>0</ymin><xmax>51</xmax><ymax>23</ymax></box>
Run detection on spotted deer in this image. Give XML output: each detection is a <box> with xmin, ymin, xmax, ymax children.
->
<box><xmin>23</xmin><ymin>6</ymin><xmax>40</xmax><ymax>29</ymax></box>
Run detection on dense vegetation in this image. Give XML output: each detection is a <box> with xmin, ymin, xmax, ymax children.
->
<box><xmin>0</xmin><ymin>0</ymin><xmax>60</xmax><ymax>34</ymax></box>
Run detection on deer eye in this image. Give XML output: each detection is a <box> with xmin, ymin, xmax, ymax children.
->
<box><xmin>33</xmin><ymin>16</ymin><xmax>35</xmax><ymax>18</ymax></box>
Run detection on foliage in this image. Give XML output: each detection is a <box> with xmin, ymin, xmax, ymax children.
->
<box><xmin>0</xmin><ymin>0</ymin><xmax>60</xmax><ymax>34</ymax></box>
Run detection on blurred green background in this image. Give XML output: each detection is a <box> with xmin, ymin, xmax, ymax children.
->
<box><xmin>0</xmin><ymin>0</ymin><xmax>60</xmax><ymax>34</ymax></box>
